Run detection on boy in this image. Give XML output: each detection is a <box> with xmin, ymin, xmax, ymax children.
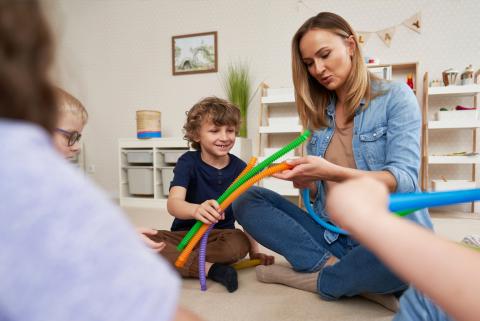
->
<box><xmin>147</xmin><ymin>97</ymin><xmax>274</xmax><ymax>292</ymax></box>
<box><xmin>52</xmin><ymin>87</ymin><xmax>88</xmax><ymax>160</ymax></box>
<box><xmin>52</xmin><ymin>88</ymin><xmax>166</xmax><ymax>252</ymax></box>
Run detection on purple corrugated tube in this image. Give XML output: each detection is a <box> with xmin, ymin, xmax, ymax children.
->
<box><xmin>199</xmin><ymin>224</ymin><xmax>214</xmax><ymax>291</ymax></box>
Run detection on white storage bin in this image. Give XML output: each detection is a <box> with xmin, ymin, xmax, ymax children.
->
<box><xmin>125</xmin><ymin>150</ymin><xmax>153</xmax><ymax>164</ymax></box>
<box><xmin>160</xmin><ymin>167</ymin><xmax>175</xmax><ymax>196</ymax></box>
<box><xmin>161</xmin><ymin>150</ymin><xmax>185</xmax><ymax>164</ymax></box>
<box><xmin>431</xmin><ymin>179</ymin><xmax>476</xmax><ymax>191</ymax></box>
<box><xmin>126</xmin><ymin>166</ymin><xmax>154</xmax><ymax>195</ymax></box>
<box><xmin>436</xmin><ymin>110</ymin><xmax>479</xmax><ymax>121</ymax></box>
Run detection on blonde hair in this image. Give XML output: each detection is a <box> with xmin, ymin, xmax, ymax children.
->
<box><xmin>183</xmin><ymin>97</ymin><xmax>240</xmax><ymax>150</ymax></box>
<box><xmin>55</xmin><ymin>87</ymin><xmax>88</xmax><ymax>125</ymax></box>
<box><xmin>292</xmin><ymin>12</ymin><xmax>380</xmax><ymax>129</ymax></box>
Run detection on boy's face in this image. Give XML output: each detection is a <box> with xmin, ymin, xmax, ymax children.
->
<box><xmin>195</xmin><ymin>119</ymin><xmax>236</xmax><ymax>159</ymax></box>
<box><xmin>53</xmin><ymin>112</ymin><xmax>85</xmax><ymax>160</ymax></box>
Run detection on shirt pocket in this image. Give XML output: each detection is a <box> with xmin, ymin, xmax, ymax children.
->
<box><xmin>307</xmin><ymin>135</ymin><xmax>319</xmax><ymax>156</ymax></box>
<box><xmin>359</xmin><ymin>126</ymin><xmax>387</xmax><ymax>168</ymax></box>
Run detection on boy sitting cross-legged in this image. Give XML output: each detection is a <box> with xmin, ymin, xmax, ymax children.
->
<box><xmin>147</xmin><ymin>97</ymin><xmax>274</xmax><ymax>292</ymax></box>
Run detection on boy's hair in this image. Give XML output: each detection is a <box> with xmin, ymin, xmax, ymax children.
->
<box><xmin>184</xmin><ymin>97</ymin><xmax>240</xmax><ymax>150</ymax></box>
<box><xmin>55</xmin><ymin>87</ymin><xmax>88</xmax><ymax>125</ymax></box>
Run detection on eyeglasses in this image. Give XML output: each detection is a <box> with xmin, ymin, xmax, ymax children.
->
<box><xmin>55</xmin><ymin>128</ymin><xmax>82</xmax><ymax>147</ymax></box>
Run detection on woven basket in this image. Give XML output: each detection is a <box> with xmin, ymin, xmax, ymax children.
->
<box><xmin>136</xmin><ymin>110</ymin><xmax>161</xmax><ymax>139</ymax></box>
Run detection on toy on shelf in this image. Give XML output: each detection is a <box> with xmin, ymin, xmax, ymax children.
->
<box><xmin>407</xmin><ymin>73</ymin><xmax>414</xmax><ymax>90</ymax></box>
<box><xmin>461</xmin><ymin>65</ymin><xmax>474</xmax><ymax>85</ymax></box>
<box><xmin>442</xmin><ymin>68</ymin><xmax>459</xmax><ymax>86</ymax></box>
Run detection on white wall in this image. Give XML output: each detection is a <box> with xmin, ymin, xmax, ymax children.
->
<box><xmin>45</xmin><ymin>0</ymin><xmax>480</xmax><ymax>197</ymax></box>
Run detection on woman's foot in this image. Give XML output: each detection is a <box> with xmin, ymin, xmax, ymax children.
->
<box><xmin>207</xmin><ymin>263</ymin><xmax>238</xmax><ymax>293</ymax></box>
<box><xmin>360</xmin><ymin>293</ymin><xmax>400</xmax><ymax>312</ymax></box>
<box><xmin>255</xmin><ymin>264</ymin><xmax>319</xmax><ymax>293</ymax></box>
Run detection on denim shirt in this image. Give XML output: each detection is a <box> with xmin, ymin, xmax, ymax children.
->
<box><xmin>306</xmin><ymin>81</ymin><xmax>433</xmax><ymax>243</ymax></box>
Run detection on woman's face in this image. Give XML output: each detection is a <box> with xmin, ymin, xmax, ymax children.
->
<box><xmin>299</xmin><ymin>28</ymin><xmax>354</xmax><ymax>92</ymax></box>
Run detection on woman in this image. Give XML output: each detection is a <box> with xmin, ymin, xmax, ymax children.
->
<box><xmin>233</xmin><ymin>12</ymin><xmax>432</xmax><ymax>310</ymax></box>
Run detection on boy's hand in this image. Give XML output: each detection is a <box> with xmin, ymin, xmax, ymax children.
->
<box><xmin>136</xmin><ymin>227</ymin><xmax>166</xmax><ymax>253</ymax></box>
<box><xmin>249</xmin><ymin>251</ymin><xmax>275</xmax><ymax>265</ymax></box>
<box><xmin>326</xmin><ymin>177</ymin><xmax>390</xmax><ymax>231</ymax></box>
<box><xmin>193</xmin><ymin>200</ymin><xmax>223</xmax><ymax>224</ymax></box>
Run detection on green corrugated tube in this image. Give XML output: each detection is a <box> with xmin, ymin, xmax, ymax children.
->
<box><xmin>177</xmin><ymin>130</ymin><xmax>311</xmax><ymax>250</ymax></box>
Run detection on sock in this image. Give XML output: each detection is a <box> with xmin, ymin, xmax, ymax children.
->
<box><xmin>207</xmin><ymin>263</ymin><xmax>238</xmax><ymax>293</ymax></box>
<box><xmin>360</xmin><ymin>293</ymin><xmax>400</xmax><ymax>312</ymax></box>
<box><xmin>255</xmin><ymin>264</ymin><xmax>319</xmax><ymax>293</ymax></box>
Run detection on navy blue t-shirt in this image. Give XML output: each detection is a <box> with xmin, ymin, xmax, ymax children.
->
<box><xmin>169</xmin><ymin>151</ymin><xmax>246</xmax><ymax>231</ymax></box>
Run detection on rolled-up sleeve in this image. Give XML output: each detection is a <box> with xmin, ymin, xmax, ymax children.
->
<box><xmin>382</xmin><ymin>83</ymin><xmax>422</xmax><ymax>193</ymax></box>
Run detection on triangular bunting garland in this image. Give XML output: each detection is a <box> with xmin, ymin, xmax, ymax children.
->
<box><xmin>403</xmin><ymin>12</ymin><xmax>422</xmax><ymax>33</ymax></box>
<box><xmin>357</xmin><ymin>32</ymin><xmax>372</xmax><ymax>46</ymax></box>
<box><xmin>377</xmin><ymin>27</ymin><xmax>396</xmax><ymax>47</ymax></box>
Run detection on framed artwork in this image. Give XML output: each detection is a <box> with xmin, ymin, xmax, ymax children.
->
<box><xmin>172</xmin><ymin>31</ymin><xmax>218</xmax><ymax>75</ymax></box>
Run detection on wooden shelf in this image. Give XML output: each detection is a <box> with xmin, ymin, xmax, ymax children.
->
<box><xmin>259</xmin><ymin>125</ymin><xmax>303</xmax><ymax>134</ymax></box>
<box><xmin>428</xmin><ymin>120</ymin><xmax>480</xmax><ymax>129</ymax></box>
<box><xmin>428</xmin><ymin>84</ymin><xmax>480</xmax><ymax>97</ymax></box>
<box><xmin>428</xmin><ymin>155</ymin><xmax>480</xmax><ymax>164</ymax></box>
<box><xmin>261</xmin><ymin>88</ymin><xmax>295</xmax><ymax>104</ymax></box>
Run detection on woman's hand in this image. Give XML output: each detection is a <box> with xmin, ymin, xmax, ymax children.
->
<box><xmin>274</xmin><ymin>156</ymin><xmax>341</xmax><ymax>186</ymax></box>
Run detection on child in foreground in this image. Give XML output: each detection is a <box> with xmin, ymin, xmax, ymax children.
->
<box><xmin>326</xmin><ymin>177</ymin><xmax>480</xmax><ymax>321</ymax></box>
<box><xmin>147</xmin><ymin>97</ymin><xmax>274</xmax><ymax>292</ymax></box>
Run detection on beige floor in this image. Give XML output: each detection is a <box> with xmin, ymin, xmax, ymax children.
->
<box><xmin>123</xmin><ymin>206</ymin><xmax>480</xmax><ymax>321</ymax></box>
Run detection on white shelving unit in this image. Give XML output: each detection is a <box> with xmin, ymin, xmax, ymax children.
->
<box><xmin>422</xmin><ymin>72</ymin><xmax>480</xmax><ymax>212</ymax></box>
<box><xmin>258</xmin><ymin>84</ymin><xmax>304</xmax><ymax>203</ymax></box>
<box><xmin>118</xmin><ymin>138</ymin><xmax>189</xmax><ymax>208</ymax></box>
<box><xmin>367</xmin><ymin>62</ymin><xmax>419</xmax><ymax>100</ymax></box>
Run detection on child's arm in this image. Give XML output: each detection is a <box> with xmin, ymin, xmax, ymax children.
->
<box><xmin>135</xmin><ymin>227</ymin><xmax>165</xmax><ymax>253</ymax></box>
<box><xmin>167</xmin><ymin>186</ymin><xmax>223</xmax><ymax>224</ymax></box>
<box><xmin>326</xmin><ymin>177</ymin><xmax>480</xmax><ymax>321</ymax></box>
<box><xmin>243</xmin><ymin>230</ymin><xmax>275</xmax><ymax>265</ymax></box>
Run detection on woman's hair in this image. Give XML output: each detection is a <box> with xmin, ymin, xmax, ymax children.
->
<box><xmin>183</xmin><ymin>96</ymin><xmax>240</xmax><ymax>150</ymax></box>
<box><xmin>0</xmin><ymin>1</ymin><xmax>57</xmax><ymax>133</ymax></box>
<box><xmin>292</xmin><ymin>12</ymin><xmax>378</xmax><ymax>129</ymax></box>
<box><xmin>55</xmin><ymin>87</ymin><xmax>88</xmax><ymax>126</ymax></box>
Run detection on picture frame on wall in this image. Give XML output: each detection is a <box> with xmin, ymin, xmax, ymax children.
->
<box><xmin>172</xmin><ymin>31</ymin><xmax>218</xmax><ymax>75</ymax></box>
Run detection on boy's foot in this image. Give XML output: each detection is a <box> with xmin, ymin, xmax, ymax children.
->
<box><xmin>207</xmin><ymin>263</ymin><xmax>238</xmax><ymax>292</ymax></box>
<box><xmin>360</xmin><ymin>293</ymin><xmax>400</xmax><ymax>312</ymax></box>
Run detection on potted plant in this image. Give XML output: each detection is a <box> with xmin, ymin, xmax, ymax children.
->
<box><xmin>222</xmin><ymin>62</ymin><xmax>254</xmax><ymax>161</ymax></box>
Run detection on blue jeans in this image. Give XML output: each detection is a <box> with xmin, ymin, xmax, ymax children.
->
<box><xmin>233</xmin><ymin>186</ymin><xmax>407</xmax><ymax>300</ymax></box>
<box><xmin>394</xmin><ymin>287</ymin><xmax>454</xmax><ymax>321</ymax></box>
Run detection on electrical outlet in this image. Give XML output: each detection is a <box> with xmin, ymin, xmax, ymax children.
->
<box><xmin>87</xmin><ymin>164</ymin><xmax>96</xmax><ymax>173</ymax></box>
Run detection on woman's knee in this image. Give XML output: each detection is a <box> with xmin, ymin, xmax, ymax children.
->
<box><xmin>233</xmin><ymin>186</ymin><xmax>263</xmax><ymax>220</ymax></box>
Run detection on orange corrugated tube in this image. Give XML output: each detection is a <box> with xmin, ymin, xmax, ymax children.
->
<box><xmin>219</xmin><ymin>163</ymin><xmax>292</xmax><ymax>210</ymax></box>
<box><xmin>174</xmin><ymin>162</ymin><xmax>292</xmax><ymax>268</ymax></box>
<box><xmin>230</xmin><ymin>157</ymin><xmax>257</xmax><ymax>187</ymax></box>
